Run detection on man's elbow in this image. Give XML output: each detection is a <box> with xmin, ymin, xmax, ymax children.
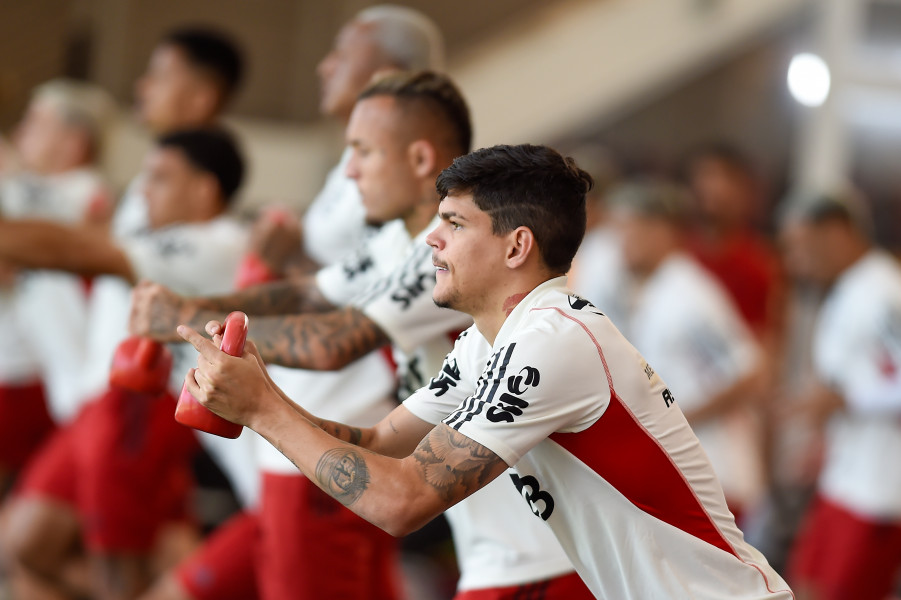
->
<box><xmin>311</xmin><ymin>350</ymin><xmax>353</xmax><ymax>372</ymax></box>
<box><xmin>376</xmin><ymin>499</ymin><xmax>438</xmax><ymax>538</ymax></box>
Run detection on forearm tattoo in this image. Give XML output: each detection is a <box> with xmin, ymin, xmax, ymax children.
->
<box><xmin>197</xmin><ymin>277</ymin><xmax>334</xmax><ymax>317</ymax></box>
<box><xmin>320</xmin><ymin>421</ymin><xmax>363</xmax><ymax>446</ymax></box>
<box><xmin>315</xmin><ymin>448</ymin><xmax>371</xmax><ymax>506</ymax></box>
<box><xmin>412</xmin><ymin>426</ymin><xmax>500</xmax><ymax>503</ymax></box>
<box><xmin>251</xmin><ymin>307</ymin><xmax>390</xmax><ymax>370</ymax></box>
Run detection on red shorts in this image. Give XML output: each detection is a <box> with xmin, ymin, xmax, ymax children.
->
<box><xmin>176</xmin><ymin>511</ymin><xmax>260</xmax><ymax>600</ymax></box>
<box><xmin>788</xmin><ymin>495</ymin><xmax>901</xmax><ymax>600</ymax></box>
<box><xmin>0</xmin><ymin>381</ymin><xmax>55</xmax><ymax>471</ymax></box>
<box><xmin>453</xmin><ymin>572</ymin><xmax>593</xmax><ymax>600</ymax></box>
<box><xmin>257</xmin><ymin>472</ymin><xmax>402</xmax><ymax>600</ymax></box>
<box><xmin>16</xmin><ymin>387</ymin><xmax>199</xmax><ymax>553</ymax></box>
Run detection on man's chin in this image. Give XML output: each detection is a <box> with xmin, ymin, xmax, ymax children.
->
<box><xmin>432</xmin><ymin>292</ymin><xmax>457</xmax><ymax>310</ymax></box>
<box><xmin>364</xmin><ymin>215</ymin><xmax>386</xmax><ymax>228</ymax></box>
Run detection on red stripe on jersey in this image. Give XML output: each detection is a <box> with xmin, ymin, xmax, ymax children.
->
<box><xmin>550</xmin><ymin>395</ymin><xmax>738</xmax><ymax>557</ymax></box>
<box><xmin>536</xmin><ymin>307</ymin><xmax>738</xmax><ymax>558</ymax></box>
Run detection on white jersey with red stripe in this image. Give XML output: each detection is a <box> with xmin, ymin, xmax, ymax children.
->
<box><xmin>404</xmin><ymin>277</ymin><xmax>793</xmax><ymax>599</ymax></box>
<box><xmin>814</xmin><ymin>250</ymin><xmax>901</xmax><ymax>519</ymax></box>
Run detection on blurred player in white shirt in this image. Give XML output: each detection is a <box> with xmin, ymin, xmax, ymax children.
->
<box><xmin>0</xmin><ymin>129</ymin><xmax>248</xmax><ymax>600</ymax></box>
<box><xmin>0</xmin><ymin>79</ymin><xmax>115</xmax><ymax>495</ymax></box>
<box><xmin>607</xmin><ymin>180</ymin><xmax>767</xmax><ymax>521</ymax></box>
<box><xmin>782</xmin><ymin>193</ymin><xmax>901</xmax><ymax>600</ymax></box>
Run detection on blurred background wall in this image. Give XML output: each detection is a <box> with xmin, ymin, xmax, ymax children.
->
<box><xmin>1</xmin><ymin>0</ymin><xmax>899</xmax><ymax>248</ymax></box>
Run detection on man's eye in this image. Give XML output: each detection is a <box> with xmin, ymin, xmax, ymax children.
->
<box><xmin>450</xmin><ymin>221</ymin><xmax>462</xmax><ymax>230</ymax></box>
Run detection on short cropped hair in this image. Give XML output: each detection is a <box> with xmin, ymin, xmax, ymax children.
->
<box><xmin>158</xmin><ymin>128</ymin><xmax>245</xmax><ymax>204</ymax></box>
<box><xmin>780</xmin><ymin>189</ymin><xmax>873</xmax><ymax>238</ymax></box>
<box><xmin>162</xmin><ymin>27</ymin><xmax>244</xmax><ymax>100</ymax></box>
<box><xmin>356</xmin><ymin>5</ymin><xmax>445</xmax><ymax>72</ymax></box>
<box><xmin>31</xmin><ymin>78</ymin><xmax>117</xmax><ymax>154</ymax></box>
<box><xmin>358</xmin><ymin>70</ymin><xmax>472</xmax><ymax>155</ymax></box>
<box><xmin>436</xmin><ymin>144</ymin><xmax>593</xmax><ymax>274</ymax></box>
<box><xmin>606</xmin><ymin>179</ymin><xmax>693</xmax><ymax>225</ymax></box>
<box><xmin>682</xmin><ymin>141</ymin><xmax>756</xmax><ymax>182</ymax></box>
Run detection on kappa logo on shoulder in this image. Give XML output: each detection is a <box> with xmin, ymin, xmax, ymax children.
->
<box><xmin>510</xmin><ymin>472</ymin><xmax>555</xmax><ymax>520</ymax></box>
<box><xmin>486</xmin><ymin>366</ymin><xmax>539</xmax><ymax>423</ymax></box>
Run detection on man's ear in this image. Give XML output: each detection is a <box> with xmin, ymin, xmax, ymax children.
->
<box><xmin>505</xmin><ymin>226</ymin><xmax>537</xmax><ymax>269</ymax></box>
<box><xmin>186</xmin><ymin>84</ymin><xmax>219</xmax><ymax>124</ymax></box>
<box><xmin>408</xmin><ymin>139</ymin><xmax>437</xmax><ymax>179</ymax></box>
<box><xmin>194</xmin><ymin>173</ymin><xmax>223</xmax><ymax>217</ymax></box>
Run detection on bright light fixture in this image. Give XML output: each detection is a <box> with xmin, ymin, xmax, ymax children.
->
<box><xmin>788</xmin><ymin>53</ymin><xmax>831</xmax><ymax>107</ymax></box>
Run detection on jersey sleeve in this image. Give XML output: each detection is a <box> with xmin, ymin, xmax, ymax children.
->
<box><xmin>315</xmin><ymin>243</ymin><xmax>380</xmax><ymax>306</ymax></box>
<box><xmin>840</xmin><ymin>298</ymin><xmax>901</xmax><ymax>416</ymax></box>
<box><xmin>314</xmin><ymin>221</ymin><xmax>405</xmax><ymax>306</ymax></box>
<box><xmin>351</xmin><ymin>242</ymin><xmax>472</xmax><ymax>353</ymax></box>
<box><xmin>440</xmin><ymin>319</ymin><xmax>608</xmax><ymax>466</ymax></box>
<box><xmin>403</xmin><ymin>328</ymin><xmax>484</xmax><ymax>425</ymax></box>
<box><xmin>663</xmin><ymin>288</ymin><xmax>760</xmax><ymax>408</ymax></box>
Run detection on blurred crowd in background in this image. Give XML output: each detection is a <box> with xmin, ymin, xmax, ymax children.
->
<box><xmin>0</xmin><ymin>1</ymin><xmax>899</xmax><ymax>600</ymax></box>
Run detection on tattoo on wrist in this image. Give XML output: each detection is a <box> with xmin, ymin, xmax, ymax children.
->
<box><xmin>323</xmin><ymin>421</ymin><xmax>363</xmax><ymax>446</ymax></box>
<box><xmin>315</xmin><ymin>448</ymin><xmax>371</xmax><ymax>506</ymax></box>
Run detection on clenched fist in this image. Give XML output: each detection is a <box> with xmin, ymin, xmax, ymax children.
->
<box><xmin>129</xmin><ymin>280</ymin><xmax>197</xmax><ymax>342</ymax></box>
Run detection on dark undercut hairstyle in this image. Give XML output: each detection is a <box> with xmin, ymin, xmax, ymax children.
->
<box><xmin>158</xmin><ymin>128</ymin><xmax>245</xmax><ymax>205</ymax></box>
<box><xmin>436</xmin><ymin>144</ymin><xmax>593</xmax><ymax>274</ymax></box>
<box><xmin>357</xmin><ymin>70</ymin><xmax>472</xmax><ymax>156</ymax></box>
<box><xmin>162</xmin><ymin>27</ymin><xmax>244</xmax><ymax>102</ymax></box>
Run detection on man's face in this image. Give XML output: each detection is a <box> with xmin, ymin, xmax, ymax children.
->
<box><xmin>780</xmin><ymin>219</ymin><xmax>835</xmax><ymax>286</ymax></box>
<box><xmin>689</xmin><ymin>157</ymin><xmax>751</xmax><ymax>224</ymax></box>
<box><xmin>317</xmin><ymin>21</ymin><xmax>387</xmax><ymax>120</ymax></box>
<box><xmin>141</xmin><ymin>146</ymin><xmax>207</xmax><ymax>229</ymax></box>
<box><xmin>611</xmin><ymin>208</ymin><xmax>673</xmax><ymax>277</ymax></box>
<box><xmin>426</xmin><ymin>193</ymin><xmax>509</xmax><ymax>315</ymax></box>
<box><xmin>14</xmin><ymin>98</ymin><xmax>86</xmax><ymax>174</ymax></box>
<box><xmin>135</xmin><ymin>44</ymin><xmax>211</xmax><ymax>133</ymax></box>
<box><xmin>344</xmin><ymin>96</ymin><xmax>421</xmax><ymax>227</ymax></box>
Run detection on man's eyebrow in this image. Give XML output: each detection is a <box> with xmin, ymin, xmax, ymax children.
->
<box><xmin>439</xmin><ymin>210</ymin><xmax>468</xmax><ymax>221</ymax></box>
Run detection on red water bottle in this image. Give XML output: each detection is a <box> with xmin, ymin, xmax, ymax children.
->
<box><xmin>175</xmin><ymin>311</ymin><xmax>248</xmax><ymax>438</ymax></box>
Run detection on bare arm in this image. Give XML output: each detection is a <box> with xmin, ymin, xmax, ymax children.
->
<box><xmin>247</xmin><ymin>306</ymin><xmax>391</xmax><ymax>370</ymax></box>
<box><xmin>0</xmin><ymin>219</ymin><xmax>133</xmax><ymax>280</ymax></box>
<box><xmin>180</xmin><ymin>325</ymin><xmax>507</xmax><ymax>536</ymax></box>
<box><xmin>246</xmin><ymin>338</ymin><xmax>429</xmax><ymax>457</ymax></box>
<box><xmin>129</xmin><ymin>276</ymin><xmax>337</xmax><ymax>342</ymax></box>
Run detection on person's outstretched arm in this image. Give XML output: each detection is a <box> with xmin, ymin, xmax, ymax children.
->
<box><xmin>0</xmin><ymin>219</ymin><xmax>132</xmax><ymax>280</ymax></box>
<box><xmin>129</xmin><ymin>276</ymin><xmax>337</xmax><ymax>339</ymax></box>
<box><xmin>180</xmin><ymin>325</ymin><xmax>508</xmax><ymax>536</ymax></box>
